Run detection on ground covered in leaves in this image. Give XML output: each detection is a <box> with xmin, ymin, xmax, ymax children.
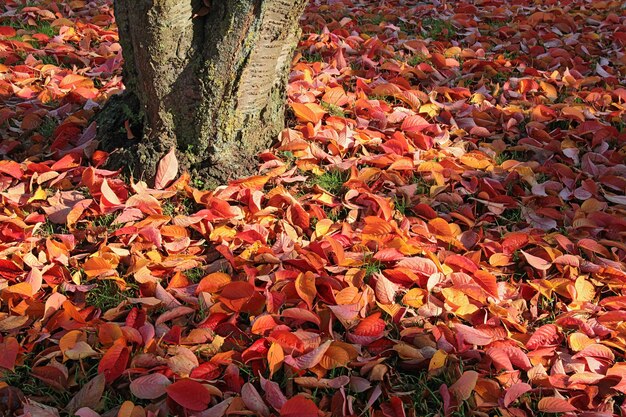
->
<box><xmin>0</xmin><ymin>0</ymin><xmax>625</xmax><ymax>416</ymax></box>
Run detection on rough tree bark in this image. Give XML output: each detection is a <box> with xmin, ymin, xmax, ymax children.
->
<box><xmin>98</xmin><ymin>0</ymin><xmax>308</xmax><ymax>187</ymax></box>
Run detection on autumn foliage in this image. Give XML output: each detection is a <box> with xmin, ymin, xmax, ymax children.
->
<box><xmin>0</xmin><ymin>0</ymin><xmax>626</xmax><ymax>416</ymax></box>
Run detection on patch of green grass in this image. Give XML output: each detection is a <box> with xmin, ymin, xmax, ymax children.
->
<box><xmin>393</xmin><ymin>196</ymin><xmax>409</xmax><ymax>216</ymax></box>
<box><xmin>502</xmin><ymin>207</ymin><xmax>522</xmax><ymax>223</ymax></box>
<box><xmin>369</xmin><ymin>94</ymin><xmax>403</xmax><ymax>106</ymax></box>
<box><xmin>34</xmin><ymin>21</ymin><xmax>57</xmax><ymax>37</ymax></box>
<box><xmin>502</xmin><ymin>51</ymin><xmax>517</xmax><ymax>61</ymax></box>
<box><xmin>301</xmin><ymin>51</ymin><xmax>324</xmax><ymax>63</ymax></box>
<box><xmin>278</xmin><ymin>150</ymin><xmax>297</xmax><ymax>167</ymax></box>
<box><xmin>191</xmin><ymin>177</ymin><xmax>214</xmax><ymax>190</ymax></box>
<box><xmin>86</xmin><ymin>280</ymin><xmax>136</xmax><ymax>312</ymax></box>
<box><xmin>369</xmin><ymin>15</ymin><xmax>385</xmax><ymax>25</ymax></box>
<box><xmin>162</xmin><ymin>201</ymin><xmax>176</xmax><ymax>217</ymax></box>
<box><xmin>93</xmin><ymin>213</ymin><xmax>119</xmax><ymax>233</ymax></box>
<box><xmin>490</xmin><ymin>71</ymin><xmax>510</xmax><ymax>86</ymax></box>
<box><xmin>350</xmin><ymin>60</ymin><xmax>362</xmax><ymax>71</ymax></box>
<box><xmin>362</xmin><ymin>253</ymin><xmax>384</xmax><ymax>278</ymax></box>
<box><xmin>483</xmin><ymin>18</ymin><xmax>513</xmax><ymax>30</ymax></box>
<box><xmin>310</xmin><ymin>169</ymin><xmax>349</xmax><ymax>195</ymax></box>
<box><xmin>0</xmin><ymin>18</ymin><xmax>56</xmax><ymax>37</ymax></box>
<box><xmin>38</xmin><ymin>116</ymin><xmax>56</xmax><ymax>138</ymax></box>
<box><xmin>611</xmin><ymin>119</ymin><xmax>626</xmax><ymax>133</ymax></box>
<box><xmin>407</xmin><ymin>53</ymin><xmax>431</xmax><ymax>66</ymax></box>
<box><xmin>495</xmin><ymin>150</ymin><xmax>525</xmax><ymax>165</ymax></box>
<box><xmin>1</xmin><ymin>364</ymin><xmax>71</xmax><ymax>408</ymax></box>
<box><xmin>546</xmin><ymin>119</ymin><xmax>571</xmax><ymax>131</ymax></box>
<box><xmin>36</xmin><ymin>54</ymin><xmax>58</xmax><ymax>66</ymax></box>
<box><xmin>326</xmin><ymin>206</ymin><xmax>349</xmax><ymax>222</ymax></box>
<box><xmin>185</xmin><ymin>266</ymin><xmax>205</xmax><ymax>283</ymax></box>
<box><xmin>421</xmin><ymin>17</ymin><xmax>457</xmax><ymax>40</ymax></box>
<box><xmin>36</xmin><ymin>218</ymin><xmax>68</xmax><ymax>237</ymax></box>
<box><xmin>391</xmin><ymin>368</ymin><xmax>470</xmax><ymax>417</ymax></box>
<box><xmin>411</xmin><ymin>174</ymin><xmax>432</xmax><ymax>195</ymax></box>
<box><xmin>321</xmin><ymin>101</ymin><xmax>346</xmax><ymax>117</ymax></box>
<box><xmin>101</xmin><ymin>388</ymin><xmax>127</xmax><ymax>411</ymax></box>
<box><xmin>163</xmin><ymin>196</ymin><xmax>199</xmax><ymax>217</ymax></box>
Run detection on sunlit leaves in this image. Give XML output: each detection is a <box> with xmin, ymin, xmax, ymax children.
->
<box><xmin>1</xmin><ymin>0</ymin><xmax>625</xmax><ymax>416</ymax></box>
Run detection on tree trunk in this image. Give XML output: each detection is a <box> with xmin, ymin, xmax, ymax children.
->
<box><xmin>100</xmin><ymin>0</ymin><xmax>307</xmax><ymax>186</ymax></box>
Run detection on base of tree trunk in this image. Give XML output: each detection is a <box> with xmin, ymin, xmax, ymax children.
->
<box><xmin>94</xmin><ymin>90</ymin><xmax>261</xmax><ymax>189</ymax></box>
<box><xmin>100</xmin><ymin>0</ymin><xmax>308</xmax><ymax>188</ymax></box>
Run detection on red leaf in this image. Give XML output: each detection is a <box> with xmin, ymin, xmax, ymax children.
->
<box><xmin>242</xmin><ymin>383</ymin><xmax>270</xmax><ymax>417</ymax></box>
<box><xmin>98</xmin><ymin>339</ymin><xmax>130</xmax><ymax>383</ymax></box>
<box><xmin>0</xmin><ymin>160</ymin><xmax>23</xmax><ymax>179</ymax></box>
<box><xmin>503</xmin><ymin>383</ymin><xmax>532</xmax><ymax>408</ymax></box>
<box><xmin>454</xmin><ymin>323</ymin><xmax>494</xmax><ymax>346</ymax></box>
<box><xmin>154</xmin><ymin>147</ymin><xmax>179</xmax><ymax>190</ymax></box>
<box><xmin>0</xmin><ymin>26</ymin><xmax>17</xmax><ymax>37</ymax></box>
<box><xmin>449</xmin><ymin>370</ymin><xmax>478</xmax><ymax>401</ymax></box>
<box><xmin>520</xmin><ymin>250</ymin><xmax>552</xmax><ymax>271</ymax></box>
<box><xmin>473</xmin><ymin>270</ymin><xmax>499</xmax><ymax>297</ymax></box>
<box><xmin>280</xmin><ymin>396</ymin><xmax>319</xmax><ymax>417</ymax></box>
<box><xmin>100</xmin><ymin>178</ymin><xmax>122</xmax><ymax>206</ymax></box>
<box><xmin>129</xmin><ymin>373</ymin><xmax>171</xmax><ymax>399</ymax></box>
<box><xmin>0</xmin><ymin>337</ymin><xmax>19</xmax><ymax>370</ymax></box>
<box><xmin>166</xmin><ymin>379</ymin><xmax>211</xmax><ymax>411</ymax></box>
<box><xmin>354</xmin><ymin>312</ymin><xmax>386</xmax><ymax>337</ymax></box>
<box><xmin>190</xmin><ymin>361</ymin><xmax>222</xmax><ymax>381</ymax></box>
<box><xmin>284</xmin><ymin>340</ymin><xmax>331</xmax><ymax>370</ymax></box>
<box><xmin>526</xmin><ymin>324</ymin><xmax>560</xmax><ymax>350</ymax></box>
<box><xmin>395</xmin><ymin>257</ymin><xmax>438</xmax><ymax>276</ymax></box>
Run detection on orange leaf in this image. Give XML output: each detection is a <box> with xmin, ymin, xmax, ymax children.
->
<box><xmin>291</xmin><ymin>102</ymin><xmax>326</xmax><ymax>124</ymax></box>
<box><xmin>354</xmin><ymin>312</ymin><xmax>385</xmax><ymax>337</ymax></box>
<box><xmin>295</xmin><ymin>272</ymin><xmax>317</xmax><ymax>309</ymax></box>
<box><xmin>280</xmin><ymin>396</ymin><xmax>320</xmax><ymax>417</ymax></box>
<box><xmin>537</xmin><ymin>397</ymin><xmax>577</xmax><ymax>413</ymax></box>
<box><xmin>59</xmin><ymin>74</ymin><xmax>93</xmax><ymax>89</ymax></box>
<box><xmin>473</xmin><ymin>270</ymin><xmax>498</xmax><ymax>297</ymax></box>
<box><xmin>322</xmin><ymin>86</ymin><xmax>349</xmax><ymax>107</ymax></box>
<box><xmin>268</xmin><ymin>342</ymin><xmax>284</xmax><ymax>378</ymax></box>
<box><xmin>196</xmin><ymin>272</ymin><xmax>231</xmax><ymax>294</ymax></box>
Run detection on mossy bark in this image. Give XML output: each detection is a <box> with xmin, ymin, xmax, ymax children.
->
<box><xmin>98</xmin><ymin>0</ymin><xmax>307</xmax><ymax>185</ymax></box>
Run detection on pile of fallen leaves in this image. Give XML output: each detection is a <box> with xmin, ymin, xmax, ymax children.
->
<box><xmin>0</xmin><ymin>0</ymin><xmax>625</xmax><ymax>416</ymax></box>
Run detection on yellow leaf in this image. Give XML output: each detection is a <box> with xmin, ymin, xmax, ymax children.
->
<box><xmin>568</xmin><ymin>332</ymin><xmax>594</xmax><ymax>352</ymax></box>
<box><xmin>268</xmin><ymin>342</ymin><xmax>284</xmax><ymax>378</ymax></box>
<box><xmin>428</xmin><ymin>349</ymin><xmax>448</xmax><ymax>374</ymax></box>
<box><xmin>28</xmin><ymin>187</ymin><xmax>47</xmax><ymax>203</ymax></box>
<box><xmin>402</xmin><ymin>288</ymin><xmax>427</xmax><ymax>308</ymax></box>
<box><xmin>319</xmin><ymin>344</ymin><xmax>350</xmax><ymax>370</ymax></box>
<box><xmin>574</xmin><ymin>276</ymin><xmax>595</xmax><ymax>302</ymax></box>
<box><xmin>539</xmin><ymin>81</ymin><xmax>558</xmax><ymax>100</ymax></box>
